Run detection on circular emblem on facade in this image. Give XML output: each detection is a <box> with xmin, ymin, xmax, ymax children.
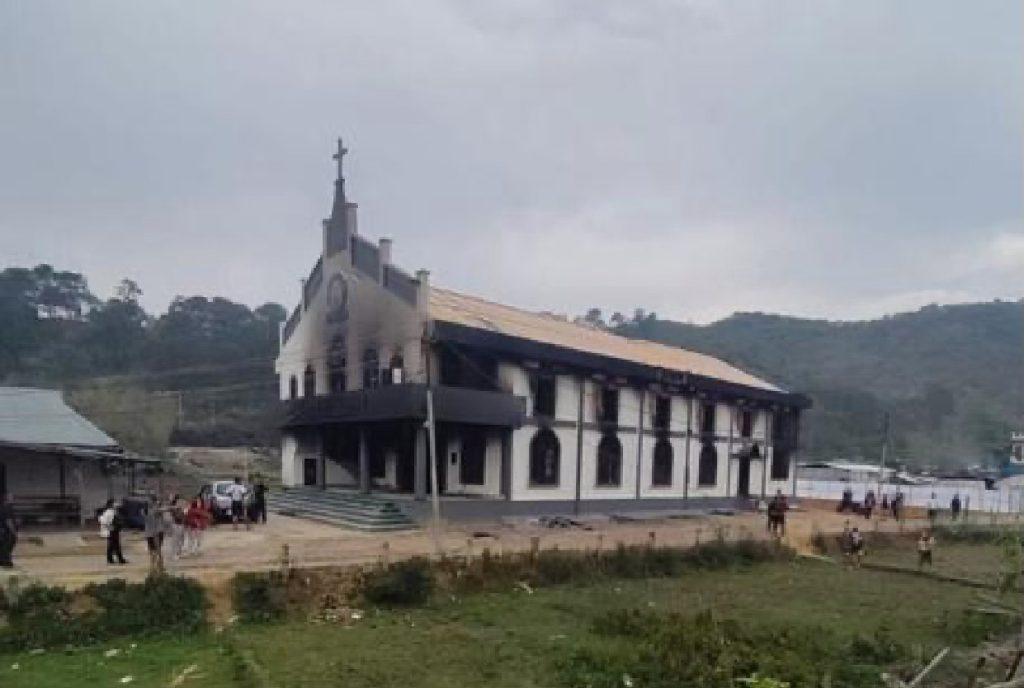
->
<box><xmin>325</xmin><ymin>273</ymin><xmax>349</xmax><ymax>324</ymax></box>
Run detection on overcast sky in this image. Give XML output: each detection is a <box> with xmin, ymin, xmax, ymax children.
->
<box><xmin>1</xmin><ymin>1</ymin><xmax>1020</xmax><ymax>323</ymax></box>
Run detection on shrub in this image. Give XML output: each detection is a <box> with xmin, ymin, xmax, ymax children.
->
<box><xmin>231</xmin><ymin>572</ymin><xmax>287</xmax><ymax>623</ymax></box>
<box><xmin>932</xmin><ymin>524</ymin><xmax>1023</xmax><ymax>545</ymax></box>
<box><xmin>561</xmin><ymin>609</ymin><xmax>909</xmax><ymax>688</ymax></box>
<box><xmin>0</xmin><ymin>575</ymin><xmax>207</xmax><ymax>651</ymax></box>
<box><xmin>360</xmin><ymin>558</ymin><xmax>435</xmax><ymax>607</ymax></box>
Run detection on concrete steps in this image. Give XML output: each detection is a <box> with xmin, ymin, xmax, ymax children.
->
<box><xmin>268</xmin><ymin>488</ymin><xmax>418</xmax><ymax>532</ymax></box>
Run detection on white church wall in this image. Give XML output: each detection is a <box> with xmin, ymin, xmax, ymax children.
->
<box><xmin>281</xmin><ymin>433</ymin><xmax>299</xmax><ymax>487</ymax></box>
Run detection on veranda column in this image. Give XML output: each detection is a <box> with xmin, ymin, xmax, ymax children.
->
<box><xmin>414</xmin><ymin>426</ymin><xmax>428</xmax><ymax>500</ymax></box>
<box><xmin>358</xmin><ymin>428</ymin><xmax>370</xmax><ymax>494</ymax></box>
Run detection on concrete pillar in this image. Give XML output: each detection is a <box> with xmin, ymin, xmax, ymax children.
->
<box><xmin>358</xmin><ymin>428</ymin><xmax>370</xmax><ymax>494</ymax></box>
<box><xmin>500</xmin><ymin>430</ymin><xmax>512</xmax><ymax>500</ymax></box>
<box><xmin>414</xmin><ymin>426</ymin><xmax>428</xmax><ymax>500</ymax></box>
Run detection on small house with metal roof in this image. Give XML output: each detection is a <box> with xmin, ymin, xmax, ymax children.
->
<box><xmin>0</xmin><ymin>387</ymin><xmax>158</xmax><ymax>524</ymax></box>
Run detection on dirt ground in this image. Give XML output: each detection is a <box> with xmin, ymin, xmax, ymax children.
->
<box><xmin>0</xmin><ymin>504</ymin><xmax>946</xmax><ymax>592</ymax></box>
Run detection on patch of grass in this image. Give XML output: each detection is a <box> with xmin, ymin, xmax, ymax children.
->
<box><xmin>3</xmin><ymin>551</ymin><xmax>1014</xmax><ymax>687</ymax></box>
<box><xmin>0</xmin><ymin>635</ymin><xmax>235</xmax><ymax>688</ymax></box>
<box><xmin>234</xmin><ymin>558</ymin><xmax>1006</xmax><ymax>688</ymax></box>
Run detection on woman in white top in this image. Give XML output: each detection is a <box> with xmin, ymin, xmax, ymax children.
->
<box><xmin>99</xmin><ymin>499</ymin><xmax>127</xmax><ymax>565</ymax></box>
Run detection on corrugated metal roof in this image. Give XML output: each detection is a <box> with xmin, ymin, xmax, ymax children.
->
<box><xmin>0</xmin><ymin>387</ymin><xmax>118</xmax><ymax>448</ymax></box>
<box><xmin>428</xmin><ymin>288</ymin><xmax>783</xmax><ymax>392</ymax></box>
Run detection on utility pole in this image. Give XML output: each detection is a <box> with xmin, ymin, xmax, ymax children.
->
<box><xmin>877</xmin><ymin>411</ymin><xmax>891</xmax><ymax>497</ymax></box>
<box><xmin>425</xmin><ymin>387</ymin><xmax>442</xmax><ymax>555</ymax></box>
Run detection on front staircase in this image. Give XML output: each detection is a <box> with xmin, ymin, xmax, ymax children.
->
<box><xmin>268</xmin><ymin>488</ymin><xmax>418</xmax><ymax>532</ymax></box>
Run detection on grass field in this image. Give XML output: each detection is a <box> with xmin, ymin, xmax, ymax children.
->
<box><xmin>0</xmin><ymin>550</ymin><xmax>1014</xmax><ymax>688</ymax></box>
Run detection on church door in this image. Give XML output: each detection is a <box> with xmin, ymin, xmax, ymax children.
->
<box><xmin>303</xmin><ymin>458</ymin><xmax>319</xmax><ymax>487</ymax></box>
<box><xmin>737</xmin><ymin>456</ymin><xmax>751</xmax><ymax>497</ymax></box>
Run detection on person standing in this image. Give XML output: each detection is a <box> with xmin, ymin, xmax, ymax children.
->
<box><xmin>863</xmin><ymin>490</ymin><xmax>876</xmax><ymax>520</ymax></box>
<box><xmin>927</xmin><ymin>493</ymin><xmax>938</xmax><ymax>523</ymax></box>
<box><xmin>840</xmin><ymin>520</ymin><xmax>854</xmax><ymax>566</ymax></box>
<box><xmin>892</xmin><ymin>491</ymin><xmax>904</xmax><ymax>521</ymax></box>
<box><xmin>950</xmin><ymin>493</ymin><xmax>962</xmax><ymax>522</ymax></box>
<box><xmin>143</xmin><ymin>497</ymin><xmax>166</xmax><ymax>575</ymax></box>
<box><xmin>184</xmin><ymin>494</ymin><xmax>210</xmax><ymax>555</ymax></box>
<box><xmin>917</xmin><ymin>530</ymin><xmax>935</xmax><ymax>570</ymax></box>
<box><xmin>168</xmin><ymin>495</ymin><xmax>186</xmax><ymax>560</ymax></box>
<box><xmin>776</xmin><ymin>491</ymin><xmax>789</xmax><ymax>537</ymax></box>
<box><xmin>850</xmin><ymin>527</ymin><xmax>865</xmax><ymax>567</ymax></box>
<box><xmin>227</xmin><ymin>477</ymin><xmax>248</xmax><ymax>531</ymax></box>
<box><xmin>766</xmin><ymin>493</ymin><xmax>779</xmax><ymax>534</ymax></box>
<box><xmin>252</xmin><ymin>476</ymin><xmax>268</xmax><ymax>525</ymax></box>
<box><xmin>99</xmin><ymin>499</ymin><xmax>127</xmax><ymax>565</ymax></box>
<box><xmin>0</xmin><ymin>493</ymin><xmax>16</xmax><ymax>569</ymax></box>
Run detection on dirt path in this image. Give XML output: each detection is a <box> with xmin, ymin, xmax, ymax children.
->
<box><xmin>0</xmin><ymin>505</ymin><xmax>956</xmax><ymax>590</ymax></box>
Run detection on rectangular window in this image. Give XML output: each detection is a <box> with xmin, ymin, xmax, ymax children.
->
<box><xmin>653</xmin><ymin>395</ymin><xmax>671</xmax><ymax>430</ymax></box>
<box><xmin>700</xmin><ymin>403</ymin><xmax>716</xmax><ymax>435</ymax></box>
<box><xmin>598</xmin><ymin>387</ymin><xmax>620</xmax><ymax>424</ymax></box>
<box><xmin>533</xmin><ymin>375</ymin><xmax>557</xmax><ymax>417</ymax></box>
<box><xmin>740</xmin><ymin>410</ymin><xmax>754</xmax><ymax>438</ymax></box>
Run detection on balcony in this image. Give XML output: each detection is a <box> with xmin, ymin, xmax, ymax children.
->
<box><xmin>283</xmin><ymin>383</ymin><xmax>527</xmax><ymax>428</ymax></box>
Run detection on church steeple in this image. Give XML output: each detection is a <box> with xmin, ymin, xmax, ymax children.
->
<box><xmin>330</xmin><ymin>137</ymin><xmax>351</xmax><ymax>220</ymax></box>
<box><xmin>323</xmin><ymin>137</ymin><xmax>358</xmax><ymax>257</ymax></box>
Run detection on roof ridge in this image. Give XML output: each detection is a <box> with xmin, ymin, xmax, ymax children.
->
<box><xmin>428</xmin><ymin>285</ymin><xmax>782</xmax><ymax>392</ymax></box>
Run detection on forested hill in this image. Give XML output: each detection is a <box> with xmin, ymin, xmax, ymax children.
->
<box><xmin>611</xmin><ymin>301</ymin><xmax>1023</xmax><ymax>468</ymax></box>
<box><xmin>2</xmin><ymin>264</ymin><xmax>1020</xmax><ymax>467</ymax></box>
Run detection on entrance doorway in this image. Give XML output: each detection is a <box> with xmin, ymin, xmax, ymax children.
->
<box><xmin>303</xmin><ymin>458</ymin><xmax>319</xmax><ymax>487</ymax></box>
<box><xmin>737</xmin><ymin>456</ymin><xmax>751</xmax><ymax>497</ymax></box>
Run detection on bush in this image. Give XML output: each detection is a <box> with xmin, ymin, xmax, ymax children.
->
<box><xmin>231</xmin><ymin>572</ymin><xmax>287</xmax><ymax>623</ymax></box>
<box><xmin>360</xmin><ymin>558</ymin><xmax>435</xmax><ymax>607</ymax></box>
<box><xmin>0</xmin><ymin>575</ymin><xmax>207</xmax><ymax>651</ymax></box>
<box><xmin>932</xmin><ymin>524</ymin><xmax>1024</xmax><ymax>545</ymax></box>
<box><xmin>562</xmin><ymin>609</ymin><xmax>911</xmax><ymax>688</ymax></box>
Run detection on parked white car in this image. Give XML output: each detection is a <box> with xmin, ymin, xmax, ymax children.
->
<box><xmin>199</xmin><ymin>480</ymin><xmax>238</xmax><ymax>522</ymax></box>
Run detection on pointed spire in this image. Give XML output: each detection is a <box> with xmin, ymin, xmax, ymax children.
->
<box><xmin>324</xmin><ymin>137</ymin><xmax>357</xmax><ymax>256</ymax></box>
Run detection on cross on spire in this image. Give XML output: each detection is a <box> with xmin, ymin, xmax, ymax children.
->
<box><xmin>332</xmin><ymin>137</ymin><xmax>348</xmax><ymax>181</ymax></box>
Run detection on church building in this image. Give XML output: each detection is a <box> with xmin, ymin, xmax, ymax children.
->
<box><xmin>275</xmin><ymin>141</ymin><xmax>810</xmax><ymax>519</ymax></box>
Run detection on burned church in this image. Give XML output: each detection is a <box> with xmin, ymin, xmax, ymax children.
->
<box><xmin>275</xmin><ymin>141</ymin><xmax>809</xmax><ymax>519</ymax></box>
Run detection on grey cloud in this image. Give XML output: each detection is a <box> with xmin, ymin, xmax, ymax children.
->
<box><xmin>0</xmin><ymin>0</ymin><xmax>1019</xmax><ymax>322</ymax></box>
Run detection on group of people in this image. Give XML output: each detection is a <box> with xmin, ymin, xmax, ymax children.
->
<box><xmin>100</xmin><ymin>493</ymin><xmax>213</xmax><ymax>571</ymax></box>
<box><xmin>837</xmin><ymin>486</ymin><xmax>971</xmax><ymax>524</ymax></box>
<box><xmin>98</xmin><ymin>475</ymin><xmax>267</xmax><ymax>573</ymax></box>
<box><xmin>839</xmin><ymin>519</ymin><xmax>936</xmax><ymax>571</ymax></box>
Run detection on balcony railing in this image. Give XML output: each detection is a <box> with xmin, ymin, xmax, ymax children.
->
<box><xmin>283</xmin><ymin>383</ymin><xmax>526</xmax><ymax>428</ymax></box>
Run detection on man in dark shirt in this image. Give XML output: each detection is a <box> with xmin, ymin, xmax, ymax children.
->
<box><xmin>0</xmin><ymin>493</ymin><xmax>17</xmax><ymax>568</ymax></box>
<box><xmin>252</xmin><ymin>476</ymin><xmax>268</xmax><ymax>525</ymax></box>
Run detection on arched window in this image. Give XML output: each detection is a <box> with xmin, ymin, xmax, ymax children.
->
<box><xmin>288</xmin><ymin>375</ymin><xmax>298</xmax><ymax>400</ymax></box>
<box><xmin>329</xmin><ymin>357</ymin><xmax>347</xmax><ymax>394</ymax></box>
<box><xmin>697</xmin><ymin>442</ymin><xmax>717</xmax><ymax>486</ymax></box>
<box><xmin>329</xmin><ymin>336</ymin><xmax>346</xmax><ymax>394</ymax></box>
<box><xmin>387</xmin><ymin>353</ymin><xmax>404</xmax><ymax>385</ymax></box>
<box><xmin>652</xmin><ymin>438</ymin><xmax>673</xmax><ymax>487</ymax></box>
<box><xmin>362</xmin><ymin>348</ymin><xmax>380</xmax><ymax>389</ymax></box>
<box><xmin>750</xmin><ymin>443</ymin><xmax>761</xmax><ymax>460</ymax></box>
<box><xmin>771</xmin><ymin>412</ymin><xmax>792</xmax><ymax>480</ymax></box>
<box><xmin>302</xmin><ymin>365</ymin><xmax>316</xmax><ymax>398</ymax></box>
<box><xmin>596</xmin><ymin>433</ymin><xmax>622</xmax><ymax>487</ymax></box>
<box><xmin>529</xmin><ymin>428</ymin><xmax>560</xmax><ymax>486</ymax></box>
